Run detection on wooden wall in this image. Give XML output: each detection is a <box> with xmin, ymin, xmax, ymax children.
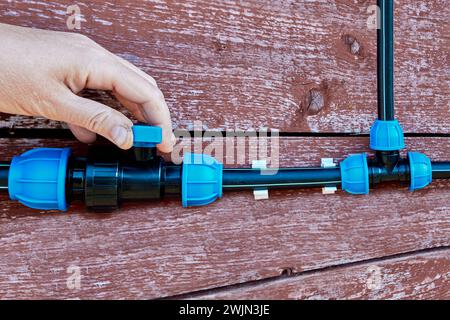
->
<box><xmin>0</xmin><ymin>0</ymin><xmax>448</xmax><ymax>299</ymax></box>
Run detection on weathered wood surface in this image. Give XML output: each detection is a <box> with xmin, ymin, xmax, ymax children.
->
<box><xmin>0</xmin><ymin>137</ymin><xmax>448</xmax><ymax>299</ymax></box>
<box><xmin>0</xmin><ymin>0</ymin><xmax>449</xmax><ymax>133</ymax></box>
<box><xmin>193</xmin><ymin>249</ymin><xmax>450</xmax><ymax>300</ymax></box>
<box><xmin>0</xmin><ymin>0</ymin><xmax>448</xmax><ymax>300</ymax></box>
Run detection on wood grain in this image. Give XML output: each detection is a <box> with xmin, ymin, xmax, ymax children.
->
<box><xmin>193</xmin><ymin>249</ymin><xmax>450</xmax><ymax>300</ymax></box>
<box><xmin>0</xmin><ymin>0</ymin><xmax>448</xmax><ymax>300</ymax></box>
<box><xmin>0</xmin><ymin>0</ymin><xmax>448</xmax><ymax>133</ymax></box>
<box><xmin>0</xmin><ymin>136</ymin><xmax>448</xmax><ymax>299</ymax></box>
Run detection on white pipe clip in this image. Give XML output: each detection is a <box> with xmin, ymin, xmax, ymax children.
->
<box><xmin>321</xmin><ymin>158</ymin><xmax>337</xmax><ymax>168</ymax></box>
<box><xmin>252</xmin><ymin>160</ymin><xmax>269</xmax><ymax>200</ymax></box>
<box><xmin>321</xmin><ymin>158</ymin><xmax>338</xmax><ymax>195</ymax></box>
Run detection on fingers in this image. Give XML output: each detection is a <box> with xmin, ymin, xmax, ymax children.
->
<box><xmin>57</xmin><ymin>93</ymin><xmax>134</xmax><ymax>149</ymax></box>
<box><xmin>113</xmin><ymin>91</ymin><xmax>147</xmax><ymax>123</ymax></box>
<box><xmin>84</xmin><ymin>55</ymin><xmax>175</xmax><ymax>152</ymax></box>
<box><xmin>67</xmin><ymin>123</ymin><xmax>97</xmax><ymax>143</ymax></box>
<box><xmin>114</xmin><ymin>91</ymin><xmax>177</xmax><ymax>153</ymax></box>
<box><xmin>115</xmin><ymin>55</ymin><xmax>158</xmax><ymax>87</ymax></box>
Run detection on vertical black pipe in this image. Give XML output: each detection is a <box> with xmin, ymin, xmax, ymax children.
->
<box><xmin>377</xmin><ymin>0</ymin><xmax>395</xmax><ymax>121</ymax></box>
<box><xmin>0</xmin><ymin>162</ymin><xmax>10</xmax><ymax>192</ymax></box>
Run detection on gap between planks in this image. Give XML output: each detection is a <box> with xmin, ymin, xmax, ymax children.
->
<box><xmin>167</xmin><ymin>246</ymin><xmax>450</xmax><ymax>300</ymax></box>
<box><xmin>0</xmin><ymin>128</ymin><xmax>450</xmax><ymax>140</ymax></box>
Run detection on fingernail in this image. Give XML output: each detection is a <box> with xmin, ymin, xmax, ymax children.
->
<box><xmin>111</xmin><ymin>126</ymin><xmax>130</xmax><ymax>148</ymax></box>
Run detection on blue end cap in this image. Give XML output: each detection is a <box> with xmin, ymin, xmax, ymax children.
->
<box><xmin>132</xmin><ymin>125</ymin><xmax>162</xmax><ymax>148</ymax></box>
<box><xmin>340</xmin><ymin>153</ymin><xmax>369</xmax><ymax>195</ymax></box>
<box><xmin>408</xmin><ymin>152</ymin><xmax>432</xmax><ymax>191</ymax></box>
<box><xmin>182</xmin><ymin>153</ymin><xmax>223</xmax><ymax>207</ymax></box>
<box><xmin>370</xmin><ymin>120</ymin><xmax>405</xmax><ymax>151</ymax></box>
<box><xmin>8</xmin><ymin>148</ymin><xmax>72</xmax><ymax>211</ymax></box>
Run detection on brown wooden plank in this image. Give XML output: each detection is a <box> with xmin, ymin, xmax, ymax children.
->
<box><xmin>0</xmin><ymin>1</ymin><xmax>448</xmax><ymax>133</ymax></box>
<box><xmin>0</xmin><ymin>136</ymin><xmax>448</xmax><ymax>299</ymax></box>
<box><xmin>193</xmin><ymin>249</ymin><xmax>450</xmax><ymax>300</ymax></box>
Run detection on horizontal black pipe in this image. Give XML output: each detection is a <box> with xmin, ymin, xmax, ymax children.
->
<box><xmin>224</xmin><ymin>161</ymin><xmax>450</xmax><ymax>191</ymax></box>
<box><xmin>1</xmin><ymin>128</ymin><xmax>450</xmax><ymax>139</ymax></box>
<box><xmin>222</xmin><ymin>167</ymin><xmax>341</xmax><ymax>190</ymax></box>
<box><xmin>432</xmin><ymin>162</ymin><xmax>450</xmax><ymax>180</ymax></box>
<box><xmin>2</xmin><ymin>159</ymin><xmax>450</xmax><ymax>199</ymax></box>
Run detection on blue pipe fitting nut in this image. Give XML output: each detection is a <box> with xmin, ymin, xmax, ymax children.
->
<box><xmin>8</xmin><ymin>148</ymin><xmax>72</xmax><ymax>211</ymax></box>
<box><xmin>182</xmin><ymin>153</ymin><xmax>223</xmax><ymax>207</ymax></box>
<box><xmin>408</xmin><ymin>152</ymin><xmax>432</xmax><ymax>191</ymax></box>
<box><xmin>370</xmin><ymin>120</ymin><xmax>405</xmax><ymax>151</ymax></box>
<box><xmin>340</xmin><ymin>153</ymin><xmax>369</xmax><ymax>195</ymax></box>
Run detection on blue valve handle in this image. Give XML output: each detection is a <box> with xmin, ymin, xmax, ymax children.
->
<box><xmin>132</xmin><ymin>125</ymin><xmax>162</xmax><ymax>148</ymax></box>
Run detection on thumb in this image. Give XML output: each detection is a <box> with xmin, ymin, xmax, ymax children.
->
<box><xmin>56</xmin><ymin>94</ymin><xmax>134</xmax><ymax>149</ymax></box>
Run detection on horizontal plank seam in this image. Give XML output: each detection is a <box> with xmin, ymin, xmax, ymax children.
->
<box><xmin>0</xmin><ymin>129</ymin><xmax>449</xmax><ymax>139</ymax></box>
<box><xmin>161</xmin><ymin>245</ymin><xmax>450</xmax><ymax>300</ymax></box>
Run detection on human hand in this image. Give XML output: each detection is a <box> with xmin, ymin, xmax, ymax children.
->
<box><xmin>0</xmin><ymin>23</ymin><xmax>175</xmax><ymax>152</ymax></box>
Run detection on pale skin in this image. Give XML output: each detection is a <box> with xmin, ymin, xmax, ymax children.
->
<box><xmin>0</xmin><ymin>23</ymin><xmax>176</xmax><ymax>152</ymax></box>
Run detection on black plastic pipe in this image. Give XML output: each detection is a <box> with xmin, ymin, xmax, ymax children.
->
<box><xmin>222</xmin><ymin>167</ymin><xmax>341</xmax><ymax>190</ymax></box>
<box><xmin>432</xmin><ymin>162</ymin><xmax>450</xmax><ymax>180</ymax></box>
<box><xmin>223</xmin><ymin>162</ymin><xmax>450</xmax><ymax>191</ymax></box>
<box><xmin>1</xmin><ymin>157</ymin><xmax>450</xmax><ymax>209</ymax></box>
<box><xmin>377</xmin><ymin>0</ymin><xmax>395</xmax><ymax>121</ymax></box>
<box><xmin>0</xmin><ymin>161</ymin><xmax>9</xmax><ymax>191</ymax></box>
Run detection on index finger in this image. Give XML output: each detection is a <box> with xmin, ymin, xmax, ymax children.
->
<box><xmin>83</xmin><ymin>54</ymin><xmax>175</xmax><ymax>153</ymax></box>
